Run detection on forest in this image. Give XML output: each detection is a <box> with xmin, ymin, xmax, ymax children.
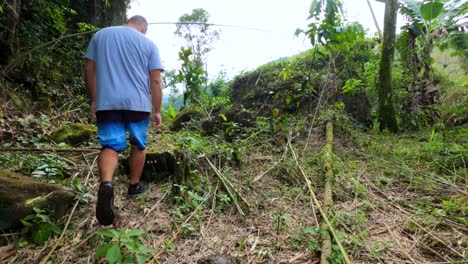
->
<box><xmin>0</xmin><ymin>0</ymin><xmax>466</xmax><ymax>263</ymax></box>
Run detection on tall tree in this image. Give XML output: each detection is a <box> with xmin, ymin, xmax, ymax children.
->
<box><xmin>175</xmin><ymin>8</ymin><xmax>220</xmax><ymax>64</ymax></box>
<box><xmin>0</xmin><ymin>0</ymin><xmax>22</xmax><ymax>65</ymax></box>
<box><xmin>174</xmin><ymin>8</ymin><xmax>220</xmax><ymax>106</ymax></box>
<box><xmin>378</xmin><ymin>0</ymin><xmax>399</xmax><ymax>132</ymax></box>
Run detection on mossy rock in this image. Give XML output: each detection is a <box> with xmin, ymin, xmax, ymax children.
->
<box><xmin>0</xmin><ymin>170</ymin><xmax>75</xmax><ymax>230</ymax></box>
<box><xmin>126</xmin><ymin>139</ymin><xmax>199</xmax><ymax>195</ymax></box>
<box><xmin>50</xmin><ymin>123</ymin><xmax>94</xmax><ymax>146</ymax></box>
<box><xmin>169</xmin><ymin>109</ymin><xmax>204</xmax><ymax>131</ymax></box>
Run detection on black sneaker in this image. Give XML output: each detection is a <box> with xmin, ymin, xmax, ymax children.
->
<box><xmin>128</xmin><ymin>182</ymin><xmax>149</xmax><ymax>197</ymax></box>
<box><xmin>96</xmin><ymin>182</ymin><xmax>115</xmax><ymax>226</ymax></box>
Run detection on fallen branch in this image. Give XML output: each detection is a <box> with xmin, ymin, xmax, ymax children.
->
<box><xmin>0</xmin><ymin>147</ymin><xmax>100</xmax><ymax>152</ymax></box>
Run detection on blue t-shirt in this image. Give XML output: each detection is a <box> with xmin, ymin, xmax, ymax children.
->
<box><xmin>85</xmin><ymin>26</ymin><xmax>164</xmax><ymax>112</ymax></box>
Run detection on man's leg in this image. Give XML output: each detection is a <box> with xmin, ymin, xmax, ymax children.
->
<box><xmin>129</xmin><ymin>145</ymin><xmax>146</xmax><ymax>184</ymax></box>
<box><xmin>98</xmin><ymin>148</ymin><xmax>119</xmax><ymax>182</ymax></box>
<box><xmin>95</xmin><ymin>111</ymin><xmax>126</xmax><ymax>225</ymax></box>
<box><xmin>126</xmin><ymin>111</ymin><xmax>150</xmax><ymax>197</ymax></box>
<box><xmin>96</xmin><ymin>147</ymin><xmax>119</xmax><ymax>226</ymax></box>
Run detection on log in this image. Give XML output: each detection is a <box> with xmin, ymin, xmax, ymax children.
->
<box><xmin>0</xmin><ymin>170</ymin><xmax>75</xmax><ymax>230</ymax></box>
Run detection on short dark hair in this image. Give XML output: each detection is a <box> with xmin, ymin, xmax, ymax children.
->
<box><xmin>127</xmin><ymin>15</ymin><xmax>148</xmax><ymax>28</ymax></box>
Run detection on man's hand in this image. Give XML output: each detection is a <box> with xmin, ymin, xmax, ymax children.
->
<box><xmin>151</xmin><ymin>112</ymin><xmax>162</xmax><ymax>129</ymax></box>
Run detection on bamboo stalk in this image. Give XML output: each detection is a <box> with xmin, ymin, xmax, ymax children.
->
<box><xmin>320</xmin><ymin>120</ymin><xmax>334</xmax><ymax>264</ymax></box>
<box><xmin>288</xmin><ymin>140</ymin><xmax>351</xmax><ymax>264</ymax></box>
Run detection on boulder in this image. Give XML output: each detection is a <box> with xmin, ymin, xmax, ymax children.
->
<box><xmin>0</xmin><ymin>170</ymin><xmax>75</xmax><ymax>230</ymax></box>
<box><xmin>50</xmin><ymin>123</ymin><xmax>94</xmax><ymax>146</ymax></box>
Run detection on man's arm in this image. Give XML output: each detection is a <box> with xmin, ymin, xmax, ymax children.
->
<box><xmin>84</xmin><ymin>58</ymin><xmax>96</xmax><ymax>116</ymax></box>
<box><xmin>149</xmin><ymin>69</ymin><xmax>163</xmax><ymax>128</ymax></box>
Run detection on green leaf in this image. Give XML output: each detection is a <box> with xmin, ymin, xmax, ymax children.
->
<box><xmin>32</xmin><ymin>222</ymin><xmax>52</xmax><ymax>244</ymax></box>
<box><xmin>420</xmin><ymin>1</ymin><xmax>444</xmax><ymax>21</ymax></box>
<box><xmin>118</xmin><ymin>227</ymin><xmax>127</xmax><ymax>237</ymax></box>
<box><xmin>106</xmin><ymin>244</ymin><xmax>121</xmax><ymax>264</ymax></box>
<box><xmin>122</xmin><ymin>254</ymin><xmax>134</xmax><ymax>263</ymax></box>
<box><xmin>51</xmin><ymin>224</ymin><xmax>62</xmax><ymax>235</ymax></box>
<box><xmin>125</xmin><ymin>229</ymin><xmax>145</xmax><ymax>237</ymax></box>
<box><xmin>95</xmin><ymin>243</ymin><xmax>113</xmax><ymax>258</ymax></box>
<box><xmin>220</xmin><ymin>114</ymin><xmax>227</xmax><ymax>121</ymax></box>
<box><xmin>136</xmin><ymin>253</ymin><xmax>151</xmax><ymax>264</ymax></box>
<box><xmin>168</xmin><ymin>104</ymin><xmax>177</xmax><ymax>118</ymax></box>
<box><xmin>96</xmin><ymin>229</ymin><xmax>118</xmax><ymax>238</ymax></box>
<box><xmin>20</xmin><ymin>218</ymin><xmax>33</xmax><ymax>227</ymax></box>
<box><xmin>302</xmin><ymin>226</ymin><xmax>318</xmax><ymax>234</ymax></box>
<box><xmin>124</xmin><ymin>241</ymin><xmax>140</xmax><ymax>251</ymax></box>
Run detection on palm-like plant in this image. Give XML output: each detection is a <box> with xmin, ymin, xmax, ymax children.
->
<box><xmin>397</xmin><ymin>0</ymin><xmax>467</xmax><ymax>111</ymax></box>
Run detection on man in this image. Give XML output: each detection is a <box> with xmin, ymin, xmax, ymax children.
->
<box><xmin>84</xmin><ymin>15</ymin><xmax>164</xmax><ymax>226</ymax></box>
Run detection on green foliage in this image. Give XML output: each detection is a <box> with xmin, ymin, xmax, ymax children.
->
<box><xmin>69</xmin><ymin>178</ymin><xmax>93</xmax><ymax>203</ymax></box>
<box><xmin>21</xmin><ymin>207</ymin><xmax>62</xmax><ymax>245</ymax></box>
<box><xmin>291</xmin><ymin>226</ymin><xmax>321</xmax><ymax>253</ymax></box>
<box><xmin>176</xmin><ymin>47</ymin><xmax>207</xmax><ymax>106</ymax></box>
<box><xmin>95</xmin><ymin>228</ymin><xmax>154</xmax><ymax>264</ymax></box>
<box><xmin>175</xmin><ymin>8</ymin><xmax>220</xmax><ymax>62</ymax></box>
<box><xmin>0</xmin><ymin>152</ymin><xmax>71</xmax><ymax>181</ymax></box>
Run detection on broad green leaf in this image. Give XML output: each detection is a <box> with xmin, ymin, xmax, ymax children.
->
<box><xmin>136</xmin><ymin>253</ymin><xmax>151</xmax><ymax>264</ymax></box>
<box><xmin>32</xmin><ymin>222</ymin><xmax>52</xmax><ymax>244</ymax></box>
<box><xmin>122</xmin><ymin>254</ymin><xmax>134</xmax><ymax>263</ymax></box>
<box><xmin>96</xmin><ymin>229</ymin><xmax>118</xmax><ymax>238</ymax></box>
<box><xmin>106</xmin><ymin>244</ymin><xmax>121</xmax><ymax>264</ymax></box>
<box><xmin>125</xmin><ymin>229</ymin><xmax>145</xmax><ymax>237</ymax></box>
<box><xmin>124</xmin><ymin>241</ymin><xmax>139</xmax><ymax>251</ymax></box>
<box><xmin>302</xmin><ymin>226</ymin><xmax>318</xmax><ymax>234</ymax></box>
<box><xmin>51</xmin><ymin>224</ymin><xmax>62</xmax><ymax>235</ymax></box>
<box><xmin>168</xmin><ymin>104</ymin><xmax>177</xmax><ymax>118</ymax></box>
<box><xmin>118</xmin><ymin>227</ymin><xmax>127</xmax><ymax>237</ymax></box>
<box><xmin>95</xmin><ymin>243</ymin><xmax>113</xmax><ymax>258</ymax></box>
<box><xmin>20</xmin><ymin>219</ymin><xmax>33</xmax><ymax>227</ymax></box>
<box><xmin>420</xmin><ymin>1</ymin><xmax>444</xmax><ymax>21</ymax></box>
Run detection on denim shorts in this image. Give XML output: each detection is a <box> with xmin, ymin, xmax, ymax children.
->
<box><xmin>96</xmin><ymin>110</ymin><xmax>150</xmax><ymax>152</ymax></box>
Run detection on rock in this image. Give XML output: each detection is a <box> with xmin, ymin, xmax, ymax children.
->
<box><xmin>169</xmin><ymin>109</ymin><xmax>203</xmax><ymax>131</ymax></box>
<box><xmin>127</xmin><ymin>140</ymin><xmax>199</xmax><ymax>190</ymax></box>
<box><xmin>197</xmin><ymin>255</ymin><xmax>241</xmax><ymax>264</ymax></box>
<box><xmin>50</xmin><ymin>123</ymin><xmax>94</xmax><ymax>146</ymax></box>
<box><xmin>0</xmin><ymin>170</ymin><xmax>75</xmax><ymax>230</ymax></box>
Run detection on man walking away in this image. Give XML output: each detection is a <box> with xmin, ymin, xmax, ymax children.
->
<box><xmin>84</xmin><ymin>15</ymin><xmax>164</xmax><ymax>226</ymax></box>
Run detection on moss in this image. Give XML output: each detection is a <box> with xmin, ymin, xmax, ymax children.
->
<box><xmin>8</xmin><ymin>92</ymin><xmax>29</xmax><ymax>113</ymax></box>
<box><xmin>50</xmin><ymin>123</ymin><xmax>94</xmax><ymax>146</ymax></box>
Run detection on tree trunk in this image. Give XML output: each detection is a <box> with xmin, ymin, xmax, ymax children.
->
<box><xmin>377</xmin><ymin>0</ymin><xmax>399</xmax><ymax>133</ymax></box>
<box><xmin>0</xmin><ymin>0</ymin><xmax>21</xmax><ymax>65</ymax></box>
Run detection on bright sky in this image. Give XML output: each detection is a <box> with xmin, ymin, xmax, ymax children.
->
<box><xmin>128</xmin><ymin>0</ymin><xmax>405</xmax><ymax>79</ymax></box>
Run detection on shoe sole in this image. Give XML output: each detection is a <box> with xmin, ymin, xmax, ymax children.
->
<box><xmin>96</xmin><ymin>185</ymin><xmax>115</xmax><ymax>226</ymax></box>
